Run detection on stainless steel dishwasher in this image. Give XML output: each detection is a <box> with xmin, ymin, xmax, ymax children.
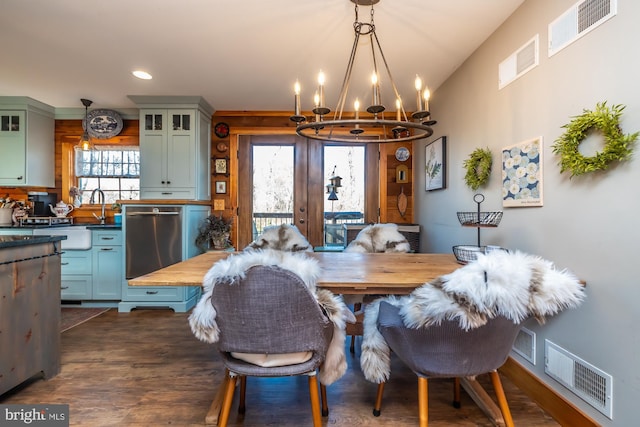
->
<box><xmin>125</xmin><ymin>206</ymin><xmax>182</xmax><ymax>279</ymax></box>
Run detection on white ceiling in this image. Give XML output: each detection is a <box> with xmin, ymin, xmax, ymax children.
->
<box><xmin>0</xmin><ymin>0</ymin><xmax>524</xmax><ymax>113</ymax></box>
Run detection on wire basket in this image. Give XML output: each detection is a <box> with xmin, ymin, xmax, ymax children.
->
<box><xmin>453</xmin><ymin>245</ymin><xmax>508</xmax><ymax>264</ymax></box>
<box><xmin>456</xmin><ymin>211</ymin><xmax>503</xmax><ymax>227</ymax></box>
<box><xmin>452</xmin><ymin>245</ymin><xmax>485</xmax><ymax>264</ymax></box>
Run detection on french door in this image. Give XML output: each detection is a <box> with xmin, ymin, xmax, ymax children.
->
<box><xmin>237</xmin><ymin>134</ymin><xmax>379</xmax><ymax>249</ymax></box>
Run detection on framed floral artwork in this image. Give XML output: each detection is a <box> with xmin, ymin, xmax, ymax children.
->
<box><xmin>502</xmin><ymin>136</ymin><xmax>543</xmax><ymax>207</ymax></box>
<box><xmin>425</xmin><ymin>136</ymin><xmax>446</xmax><ymax>191</ymax></box>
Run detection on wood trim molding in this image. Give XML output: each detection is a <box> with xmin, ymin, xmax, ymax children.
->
<box><xmin>499</xmin><ymin>357</ymin><xmax>599</xmax><ymax>427</ymax></box>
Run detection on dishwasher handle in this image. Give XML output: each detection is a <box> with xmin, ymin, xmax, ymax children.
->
<box><xmin>127</xmin><ymin>211</ymin><xmax>180</xmax><ymax>216</ymax></box>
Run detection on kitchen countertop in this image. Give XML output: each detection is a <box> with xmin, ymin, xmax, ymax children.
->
<box><xmin>0</xmin><ymin>235</ymin><xmax>66</xmax><ymax>249</ymax></box>
<box><xmin>0</xmin><ymin>224</ymin><xmax>121</xmax><ymax>230</ymax></box>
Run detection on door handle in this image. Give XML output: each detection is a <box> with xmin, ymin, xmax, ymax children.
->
<box><xmin>299</xmin><ymin>218</ymin><xmax>305</xmax><ymax>224</ymax></box>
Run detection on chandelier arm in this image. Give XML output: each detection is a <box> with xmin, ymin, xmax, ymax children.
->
<box><xmin>372</xmin><ymin>29</ymin><xmax>409</xmax><ymax>121</ymax></box>
<box><xmin>334</xmin><ymin>30</ymin><xmax>361</xmax><ymax>121</ymax></box>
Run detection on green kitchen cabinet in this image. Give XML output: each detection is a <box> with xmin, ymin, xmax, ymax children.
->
<box><xmin>129</xmin><ymin>96</ymin><xmax>213</xmax><ymax>201</ymax></box>
<box><xmin>0</xmin><ymin>97</ymin><xmax>55</xmax><ymax>187</ymax></box>
<box><xmin>91</xmin><ymin>229</ymin><xmax>122</xmax><ymax>300</ymax></box>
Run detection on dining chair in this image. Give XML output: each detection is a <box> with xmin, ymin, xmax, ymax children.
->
<box><xmin>245</xmin><ymin>223</ymin><xmax>312</xmax><ymax>252</ymax></box>
<box><xmin>344</xmin><ymin>223</ymin><xmax>411</xmax><ymax>352</ymax></box>
<box><xmin>371</xmin><ymin>300</ymin><xmax>522</xmax><ymax>427</ymax></box>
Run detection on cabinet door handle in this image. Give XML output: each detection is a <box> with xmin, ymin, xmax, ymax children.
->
<box><xmin>101</xmin><ymin>248</ymin><xmax>113</xmax><ymax>251</ymax></box>
<box><xmin>17</xmin><ymin>176</ymin><xmax>23</xmax><ymax>180</ymax></box>
<box><xmin>161</xmin><ymin>192</ymin><xmax>173</xmax><ymax>195</ymax></box>
<box><xmin>61</xmin><ymin>286</ymin><xmax>69</xmax><ymax>290</ymax></box>
<box><xmin>61</xmin><ymin>262</ymin><xmax>69</xmax><ymax>265</ymax></box>
<box><xmin>101</xmin><ymin>237</ymin><xmax>114</xmax><ymax>241</ymax></box>
<box><xmin>146</xmin><ymin>291</ymin><xmax>158</xmax><ymax>295</ymax></box>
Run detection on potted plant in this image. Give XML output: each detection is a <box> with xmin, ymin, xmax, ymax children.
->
<box><xmin>195</xmin><ymin>214</ymin><xmax>233</xmax><ymax>251</ymax></box>
<box><xmin>111</xmin><ymin>203</ymin><xmax>122</xmax><ymax>225</ymax></box>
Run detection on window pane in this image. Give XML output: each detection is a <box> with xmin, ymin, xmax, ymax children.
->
<box><xmin>252</xmin><ymin>145</ymin><xmax>294</xmax><ymax>238</ymax></box>
<box><xmin>323</xmin><ymin>146</ymin><xmax>365</xmax><ymax>246</ymax></box>
<box><xmin>75</xmin><ymin>146</ymin><xmax>140</xmax><ymax>203</ymax></box>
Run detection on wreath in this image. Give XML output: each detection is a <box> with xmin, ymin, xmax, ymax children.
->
<box><xmin>552</xmin><ymin>102</ymin><xmax>638</xmax><ymax>177</ymax></box>
<box><xmin>463</xmin><ymin>147</ymin><xmax>492</xmax><ymax>190</ymax></box>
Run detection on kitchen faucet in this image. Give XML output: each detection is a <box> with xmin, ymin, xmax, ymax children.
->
<box><xmin>90</xmin><ymin>188</ymin><xmax>106</xmax><ymax>224</ymax></box>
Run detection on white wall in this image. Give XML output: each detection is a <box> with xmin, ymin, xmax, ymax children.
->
<box><xmin>415</xmin><ymin>0</ymin><xmax>639</xmax><ymax>425</ymax></box>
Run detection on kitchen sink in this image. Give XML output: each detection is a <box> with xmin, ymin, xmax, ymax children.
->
<box><xmin>32</xmin><ymin>226</ymin><xmax>92</xmax><ymax>250</ymax></box>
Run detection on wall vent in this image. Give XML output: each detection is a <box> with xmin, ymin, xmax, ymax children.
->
<box><xmin>545</xmin><ymin>340</ymin><xmax>613</xmax><ymax>418</ymax></box>
<box><xmin>512</xmin><ymin>327</ymin><xmax>536</xmax><ymax>364</ymax></box>
<box><xmin>498</xmin><ymin>35</ymin><xmax>539</xmax><ymax>89</ymax></box>
<box><xmin>549</xmin><ymin>0</ymin><xmax>617</xmax><ymax>57</ymax></box>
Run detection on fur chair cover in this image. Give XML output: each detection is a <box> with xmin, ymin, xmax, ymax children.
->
<box><xmin>245</xmin><ymin>224</ymin><xmax>312</xmax><ymax>252</ymax></box>
<box><xmin>344</xmin><ymin>223</ymin><xmax>410</xmax><ymax>253</ymax></box>
<box><xmin>188</xmin><ymin>249</ymin><xmax>356</xmax><ymax>385</ymax></box>
<box><xmin>360</xmin><ymin>250</ymin><xmax>586</xmax><ymax>383</ymax></box>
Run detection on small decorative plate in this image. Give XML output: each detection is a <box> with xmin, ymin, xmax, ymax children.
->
<box><xmin>395</xmin><ymin>146</ymin><xmax>410</xmax><ymax>162</ymax></box>
<box><xmin>214</xmin><ymin>122</ymin><xmax>230</xmax><ymax>138</ymax></box>
<box><xmin>83</xmin><ymin>109</ymin><xmax>124</xmax><ymax>139</ymax></box>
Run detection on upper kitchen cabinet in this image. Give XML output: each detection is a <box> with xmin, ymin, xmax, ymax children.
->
<box><xmin>0</xmin><ymin>97</ymin><xmax>55</xmax><ymax>187</ymax></box>
<box><xmin>128</xmin><ymin>96</ymin><xmax>213</xmax><ymax>200</ymax></box>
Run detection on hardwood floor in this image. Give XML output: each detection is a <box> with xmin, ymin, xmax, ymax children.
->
<box><xmin>1</xmin><ymin>309</ymin><xmax>560</xmax><ymax>426</ymax></box>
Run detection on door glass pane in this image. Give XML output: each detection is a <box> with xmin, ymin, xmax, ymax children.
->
<box><xmin>252</xmin><ymin>145</ymin><xmax>294</xmax><ymax>241</ymax></box>
<box><xmin>324</xmin><ymin>146</ymin><xmax>365</xmax><ymax>247</ymax></box>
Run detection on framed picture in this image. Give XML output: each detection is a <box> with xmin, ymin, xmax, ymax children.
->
<box><xmin>425</xmin><ymin>136</ymin><xmax>446</xmax><ymax>191</ymax></box>
<box><xmin>213</xmin><ymin>156</ymin><xmax>229</xmax><ymax>176</ymax></box>
<box><xmin>215</xmin><ymin>181</ymin><xmax>227</xmax><ymax>194</ymax></box>
<box><xmin>502</xmin><ymin>136</ymin><xmax>543</xmax><ymax>207</ymax></box>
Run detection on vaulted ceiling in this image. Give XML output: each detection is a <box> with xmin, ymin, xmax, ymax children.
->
<box><xmin>0</xmin><ymin>0</ymin><xmax>524</xmax><ymax>112</ymax></box>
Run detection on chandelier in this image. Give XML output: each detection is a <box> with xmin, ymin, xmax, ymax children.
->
<box><xmin>291</xmin><ymin>0</ymin><xmax>436</xmax><ymax>144</ymax></box>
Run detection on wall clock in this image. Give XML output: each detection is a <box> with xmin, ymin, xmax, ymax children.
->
<box><xmin>214</xmin><ymin>122</ymin><xmax>230</xmax><ymax>138</ymax></box>
<box><xmin>395</xmin><ymin>146</ymin><xmax>410</xmax><ymax>162</ymax></box>
<box><xmin>83</xmin><ymin>109</ymin><xmax>123</xmax><ymax>139</ymax></box>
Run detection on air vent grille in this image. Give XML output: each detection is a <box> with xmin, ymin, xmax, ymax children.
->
<box><xmin>512</xmin><ymin>327</ymin><xmax>536</xmax><ymax>364</ymax></box>
<box><xmin>549</xmin><ymin>0</ymin><xmax>616</xmax><ymax>56</ymax></box>
<box><xmin>498</xmin><ymin>35</ymin><xmax>539</xmax><ymax>89</ymax></box>
<box><xmin>545</xmin><ymin>340</ymin><xmax>613</xmax><ymax>418</ymax></box>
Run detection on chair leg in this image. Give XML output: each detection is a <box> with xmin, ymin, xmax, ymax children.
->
<box><xmin>418</xmin><ymin>377</ymin><xmax>428</xmax><ymax>427</ymax></box>
<box><xmin>350</xmin><ymin>302</ymin><xmax>362</xmax><ymax>353</ymax></box>
<box><xmin>218</xmin><ymin>372</ymin><xmax>238</xmax><ymax>427</ymax></box>
<box><xmin>452</xmin><ymin>377</ymin><xmax>461</xmax><ymax>408</ymax></box>
<box><xmin>238</xmin><ymin>376</ymin><xmax>247</xmax><ymax>415</ymax></box>
<box><xmin>373</xmin><ymin>382</ymin><xmax>385</xmax><ymax>416</ymax></box>
<box><xmin>308</xmin><ymin>375</ymin><xmax>322</xmax><ymax>427</ymax></box>
<box><xmin>490</xmin><ymin>371</ymin><xmax>515</xmax><ymax>427</ymax></box>
<box><xmin>320</xmin><ymin>383</ymin><xmax>329</xmax><ymax>416</ymax></box>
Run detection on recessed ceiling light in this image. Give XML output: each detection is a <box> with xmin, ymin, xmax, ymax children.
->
<box><xmin>132</xmin><ymin>70</ymin><xmax>152</xmax><ymax>80</ymax></box>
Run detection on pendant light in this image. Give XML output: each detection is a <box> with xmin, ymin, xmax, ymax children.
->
<box><xmin>78</xmin><ymin>98</ymin><xmax>93</xmax><ymax>151</ymax></box>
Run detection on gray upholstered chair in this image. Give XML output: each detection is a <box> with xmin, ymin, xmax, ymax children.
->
<box><xmin>211</xmin><ymin>264</ymin><xmax>334</xmax><ymax>427</ymax></box>
<box><xmin>372</xmin><ymin>301</ymin><xmax>522</xmax><ymax>427</ymax></box>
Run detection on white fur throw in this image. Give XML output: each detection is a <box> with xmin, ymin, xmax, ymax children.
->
<box><xmin>245</xmin><ymin>224</ymin><xmax>312</xmax><ymax>252</ymax></box>
<box><xmin>188</xmin><ymin>249</ymin><xmax>356</xmax><ymax>385</ymax></box>
<box><xmin>345</xmin><ymin>223</ymin><xmax>411</xmax><ymax>253</ymax></box>
<box><xmin>360</xmin><ymin>250</ymin><xmax>585</xmax><ymax>383</ymax></box>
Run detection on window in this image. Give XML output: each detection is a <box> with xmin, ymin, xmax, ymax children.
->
<box><xmin>75</xmin><ymin>145</ymin><xmax>140</xmax><ymax>204</ymax></box>
<box><xmin>323</xmin><ymin>145</ymin><xmax>365</xmax><ymax>246</ymax></box>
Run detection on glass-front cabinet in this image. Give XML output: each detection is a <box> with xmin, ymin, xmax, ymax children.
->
<box><xmin>130</xmin><ymin>96</ymin><xmax>213</xmax><ymax>201</ymax></box>
<box><xmin>0</xmin><ymin>97</ymin><xmax>54</xmax><ymax>187</ymax></box>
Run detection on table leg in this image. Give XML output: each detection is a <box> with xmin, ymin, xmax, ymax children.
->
<box><xmin>205</xmin><ymin>371</ymin><xmax>231</xmax><ymax>426</ymax></box>
<box><xmin>460</xmin><ymin>377</ymin><xmax>506</xmax><ymax>427</ymax></box>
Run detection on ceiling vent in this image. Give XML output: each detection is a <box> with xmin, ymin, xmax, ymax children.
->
<box><xmin>545</xmin><ymin>340</ymin><xmax>613</xmax><ymax>419</ymax></box>
<box><xmin>549</xmin><ymin>0</ymin><xmax>617</xmax><ymax>56</ymax></box>
<box><xmin>498</xmin><ymin>35</ymin><xmax>539</xmax><ymax>89</ymax></box>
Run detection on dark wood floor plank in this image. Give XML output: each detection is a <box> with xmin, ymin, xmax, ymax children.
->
<box><xmin>1</xmin><ymin>309</ymin><xmax>560</xmax><ymax>426</ymax></box>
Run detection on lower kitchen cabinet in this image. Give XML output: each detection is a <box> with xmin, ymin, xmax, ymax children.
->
<box><xmin>92</xmin><ymin>229</ymin><xmax>122</xmax><ymax>300</ymax></box>
<box><xmin>61</xmin><ymin>229</ymin><xmax>123</xmax><ymax>303</ymax></box>
<box><xmin>60</xmin><ymin>250</ymin><xmax>92</xmax><ymax>299</ymax></box>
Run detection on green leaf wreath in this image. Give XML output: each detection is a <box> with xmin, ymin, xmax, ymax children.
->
<box><xmin>552</xmin><ymin>102</ymin><xmax>638</xmax><ymax>177</ymax></box>
<box><xmin>463</xmin><ymin>148</ymin><xmax>492</xmax><ymax>190</ymax></box>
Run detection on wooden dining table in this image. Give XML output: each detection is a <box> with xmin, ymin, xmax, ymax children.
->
<box><xmin>128</xmin><ymin>251</ymin><xmax>508</xmax><ymax>426</ymax></box>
